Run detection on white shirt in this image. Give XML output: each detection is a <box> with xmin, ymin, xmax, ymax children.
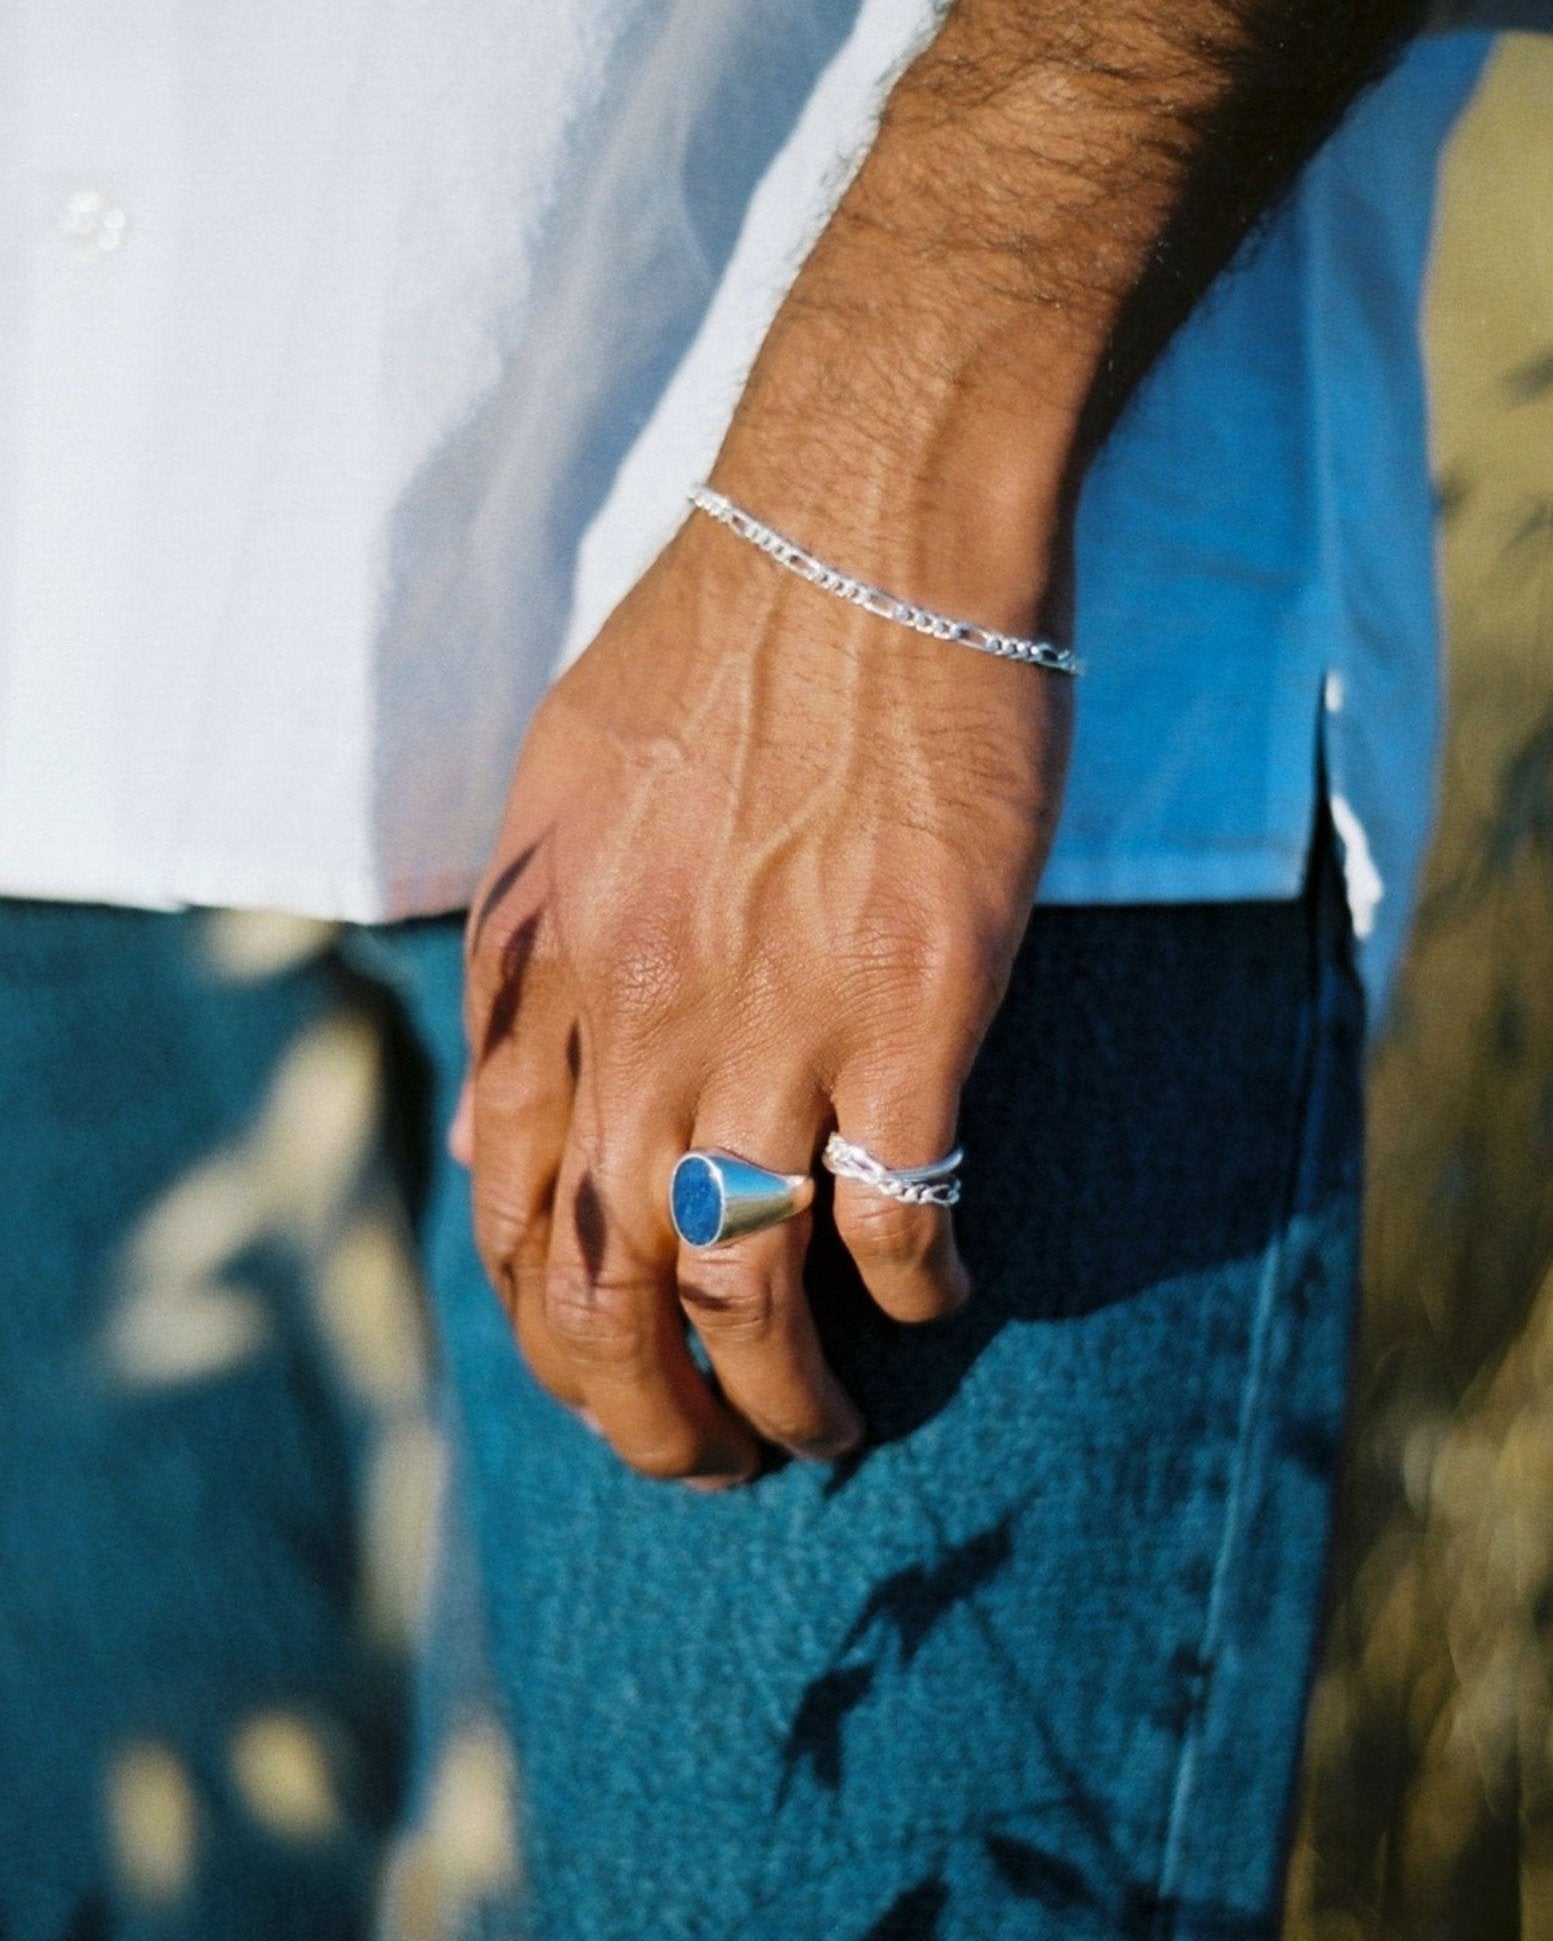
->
<box><xmin>0</xmin><ymin>1</ymin><xmax>1493</xmax><ymax>1006</ymax></box>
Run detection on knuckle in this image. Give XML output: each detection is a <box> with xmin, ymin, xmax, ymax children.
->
<box><xmin>840</xmin><ymin>910</ymin><xmax>939</xmax><ymax>998</ymax></box>
<box><xmin>678</xmin><ymin>1266</ymin><xmax>777</xmax><ymax>1344</ymax></box>
<box><xmin>472</xmin><ymin>1183</ymin><xmax>546</xmax><ymax>1272</ymax></box>
<box><xmin>469</xmin><ymin>913</ymin><xmax>563</xmax><ymax>1060</ymax></box>
<box><xmin>542</xmin><ymin>1270</ymin><xmax>646</xmax><ymax>1367</ymax></box>
<box><xmin>836</xmin><ymin>1188</ymin><xmax>937</xmax><ymax>1270</ymax></box>
<box><xmin>599</xmin><ymin>931</ymin><xmax>686</xmax><ymax>1027</ymax></box>
<box><xmin>915</xmin><ymin>933</ymin><xmax>998</xmax><ymax>1019</ymax></box>
<box><xmin>474</xmin><ymin>903</ymin><xmax>555</xmax><ymax>987</ymax></box>
<box><xmin>841</xmin><ymin>909</ymin><xmax>998</xmax><ymax>1025</ymax></box>
<box><xmin>568</xmin><ymin>899</ymin><xmax>687</xmax><ymax>1020</ymax></box>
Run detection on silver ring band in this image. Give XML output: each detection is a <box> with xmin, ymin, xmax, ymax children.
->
<box><xmin>821</xmin><ymin>1133</ymin><xmax>963</xmax><ymax>1207</ymax></box>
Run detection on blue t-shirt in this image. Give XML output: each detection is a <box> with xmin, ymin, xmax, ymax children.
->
<box><xmin>1047</xmin><ymin>32</ymin><xmax>1493</xmax><ymax>1011</ymax></box>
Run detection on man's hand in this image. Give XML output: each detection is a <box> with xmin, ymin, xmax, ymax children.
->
<box><xmin>462</xmin><ymin>508</ymin><xmax>1071</xmax><ymax>1484</ymax></box>
<box><xmin>461</xmin><ymin>0</ymin><xmax>1425</xmax><ymax>1482</ymax></box>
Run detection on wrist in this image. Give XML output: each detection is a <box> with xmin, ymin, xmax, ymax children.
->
<box><xmin>707</xmin><ymin>74</ymin><xmax>1113</xmax><ymax>638</ymax></box>
<box><xmin>710</xmin><ymin>295</ymin><xmax>1081</xmax><ymax>642</ymax></box>
<box><xmin>686</xmin><ymin>485</ymin><xmax>1078</xmax><ymax>677</ymax></box>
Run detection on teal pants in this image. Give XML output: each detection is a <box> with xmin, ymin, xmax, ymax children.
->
<box><xmin>369</xmin><ymin>829</ymin><xmax>1363</xmax><ymax>1940</ymax></box>
<box><xmin>1</xmin><ymin>831</ymin><xmax>1360</xmax><ymax>1940</ymax></box>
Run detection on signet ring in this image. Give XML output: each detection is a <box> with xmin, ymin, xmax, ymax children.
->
<box><xmin>669</xmin><ymin>1149</ymin><xmax>815</xmax><ymax>1250</ymax></box>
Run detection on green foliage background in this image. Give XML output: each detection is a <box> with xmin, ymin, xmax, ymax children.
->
<box><xmin>1286</xmin><ymin>36</ymin><xmax>1553</xmax><ymax>1939</ymax></box>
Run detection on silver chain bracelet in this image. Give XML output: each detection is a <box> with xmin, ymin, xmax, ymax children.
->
<box><xmin>687</xmin><ymin>484</ymin><xmax>1079</xmax><ymax>676</ymax></box>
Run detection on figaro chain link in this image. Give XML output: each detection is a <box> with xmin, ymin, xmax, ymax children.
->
<box><xmin>688</xmin><ymin>485</ymin><xmax>1080</xmax><ymax>676</ymax></box>
<box><xmin>822</xmin><ymin>1133</ymin><xmax>964</xmax><ymax>1208</ymax></box>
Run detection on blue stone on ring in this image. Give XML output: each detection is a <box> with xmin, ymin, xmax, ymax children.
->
<box><xmin>669</xmin><ymin>1149</ymin><xmax>814</xmax><ymax>1249</ymax></box>
<box><xmin>671</xmin><ymin>1154</ymin><xmax>725</xmax><ymax>1247</ymax></box>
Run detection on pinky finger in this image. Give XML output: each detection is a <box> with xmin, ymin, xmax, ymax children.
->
<box><xmin>826</xmin><ymin>1069</ymin><xmax>972</xmax><ymax>1325</ymax></box>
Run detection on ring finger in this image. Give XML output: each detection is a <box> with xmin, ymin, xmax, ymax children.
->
<box><xmin>540</xmin><ymin>1101</ymin><xmax>760</xmax><ymax>1485</ymax></box>
<box><xmin>674</xmin><ymin>1081</ymin><xmax>863</xmax><ymax>1463</ymax></box>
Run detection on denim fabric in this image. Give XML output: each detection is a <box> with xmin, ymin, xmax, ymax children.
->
<box><xmin>0</xmin><ymin>852</ymin><xmax>1361</xmax><ymax>1941</ymax></box>
<box><xmin>370</xmin><ymin>833</ymin><xmax>1364</xmax><ymax>1941</ymax></box>
<box><xmin>0</xmin><ymin>905</ymin><xmax>409</xmax><ymax>1941</ymax></box>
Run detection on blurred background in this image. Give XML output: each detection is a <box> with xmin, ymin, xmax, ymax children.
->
<box><xmin>1285</xmin><ymin>31</ymin><xmax>1553</xmax><ymax>1941</ymax></box>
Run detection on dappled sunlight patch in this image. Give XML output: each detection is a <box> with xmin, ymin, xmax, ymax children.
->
<box><xmin>104</xmin><ymin>1150</ymin><xmax>275</xmax><ymax>1388</ymax></box>
<box><xmin>1286</xmin><ymin>43</ymin><xmax>1553</xmax><ymax>1934</ymax></box>
<box><xmin>319</xmin><ymin>1212</ymin><xmax>430</xmax><ymax>1413</ymax></box>
<box><xmin>230</xmin><ymin>1712</ymin><xmax>342</xmax><ymax>1843</ymax></box>
<box><xmin>259</xmin><ymin>1015</ymin><xmax>381</xmax><ymax>1241</ymax></box>
<box><xmin>203</xmin><ymin>910</ymin><xmax>337</xmax><ymax>982</ymax></box>
<box><xmin>103</xmin><ymin>1010</ymin><xmax>394</xmax><ymax>1392</ymax></box>
<box><xmin>426</xmin><ymin>1725</ymin><xmax>519</xmax><ymax>1895</ymax></box>
<box><xmin>106</xmin><ymin>1741</ymin><xmax>198</xmax><ymax>1906</ymax></box>
<box><xmin>124</xmin><ymin>1151</ymin><xmax>271</xmax><ymax>1288</ymax></box>
<box><xmin>380</xmin><ymin>1723</ymin><xmax>519</xmax><ymax>1941</ymax></box>
<box><xmin>1444</xmin><ymin>1639</ymin><xmax>1527</xmax><ymax>1782</ymax></box>
<box><xmin>106</xmin><ymin>1276</ymin><xmax>271</xmax><ymax>1388</ymax></box>
<box><xmin>361</xmin><ymin>1419</ymin><xmax>445</xmax><ymax>1650</ymax></box>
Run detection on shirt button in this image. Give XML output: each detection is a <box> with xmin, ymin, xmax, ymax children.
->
<box><xmin>58</xmin><ymin>186</ymin><xmax>132</xmax><ymax>255</ymax></box>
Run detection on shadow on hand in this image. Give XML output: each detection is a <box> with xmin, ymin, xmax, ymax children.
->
<box><xmin>804</xmin><ymin>879</ymin><xmax>1352</xmax><ymax>1458</ymax></box>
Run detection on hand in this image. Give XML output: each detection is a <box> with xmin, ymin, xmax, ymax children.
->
<box><xmin>460</xmin><ymin>504</ymin><xmax>1072</xmax><ymax>1486</ymax></box>
<box><xmin>454</xmin><ymin>0</ymin><xmax>1404</xmax><ymax>1483</ymax></box>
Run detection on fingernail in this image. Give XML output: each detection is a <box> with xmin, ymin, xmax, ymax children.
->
<box><xmin>683</xmin><ymin>1468</ymin><xmax>757</xmax><ymax>1494</ymax></box>
<box><xmin>793</xmin><ymin>1387</ymin><xmax>866</xmax><ymax>1464</ymax></box>
<box><xmin>804</xmin><ymin>1413</ymin><xmax>866</xmax><ymax>1464</ymax></box>
<box><xmin>683</xmin><ymin>1451</ymin><xmax>762</xmax><ymax>1493</ymax></box>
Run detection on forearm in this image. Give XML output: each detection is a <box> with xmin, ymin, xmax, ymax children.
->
<box><xmin>713</xmin><ymin>0</ymin><xmax>1427</xmax><ymax>629</ymax></box>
